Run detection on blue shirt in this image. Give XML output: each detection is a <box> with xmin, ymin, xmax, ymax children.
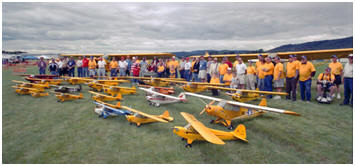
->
<box><xmin>68</xmin><ymin>60</ymin><xmax>76</xmax><ymax>67</ymax></box>
<box><xmin>126</xmin><ymin>59</ymin><xmax>132</xmax><ymax>69</ymax></box>
<box><xmin>199</xmin><ymin>60</ymin><xmax>207</xmax><ymax>70</ymax></box>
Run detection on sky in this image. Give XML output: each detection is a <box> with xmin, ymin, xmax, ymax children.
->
<box><xmin>2</xmin><ymin>2</ymin><xmax>353</xmax><ymax>54</ymax></box>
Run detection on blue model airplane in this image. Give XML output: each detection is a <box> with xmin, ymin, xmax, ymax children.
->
<box><xmin>93</xmin><ymin>101</ymin><xmax>132</xmax><ymax>119</ymax></box>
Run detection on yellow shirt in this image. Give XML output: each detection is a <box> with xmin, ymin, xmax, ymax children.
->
<box><xmin>286</xmin><ymin>61</ymin><xmax>299</xmax><ymax>78</ymax></box>
<box><xmin>318</xmin><ymin>73</ymin><xmax>335</xmax><ymax>82</ymax></box>
<box><xmin>262</xmin><ymin>62</ymin><xmax>274</xmax><ymax>76</ymax></box>
<box><xmin>273</xmin><ymin>63</ymin><xmax>285</xmax><ymax>80</ymax></box>
<box><xmin>157</xmin><ymin>66</ymin><xmax>165</xmax><ymax>73</ymax></box>
<box><xmin>190</xmin><ymin>61</ymin><xmax>195</xmax><ymax>72</ymax></box>
<box><xmin>89</xmin><ymin>60</ymin><xmax>97</xmax><ymax>69</ymax></box>
<box><xmin>223</xmin><ymin>73</ymin><xmax>233</xmax><ymax>85</ymax></box>
<box><xmin>219</xmin><ymin>63</ymin><xmax>229</xmax><ymax>75</ymax></box>
<box><xmin>170</xmin><ymin>60</ymin><xmax>179</xmax><ymax>69</ymax></box>
<box><xmin>109</xmin><ymin>61</ymin><xmax>118</xmax><ymax>69</ymax></box>
<box><xmin>299</xmin><ymin>62</ymin><xmax>316</xmax><ymax>81</ymax></box>
<box><xmin>210</xmin><ymin>77</ymin><xmax>220</xmax><ymax>84</ymax></box>
<box><xmin>247</xmin><ymin>66</ymin><xmax>256</xmax><ymax>75</ymax></box>
<box><xmin>328</xmin><ymin>62</ymin><xmax>343</xmax><ymax>75</ymax></box>
<box><xmin>257</xmin><ymin>64</ymin><xmax>265</xmax><ymax>79</ymax></box>
<box><xmin>255</xmin><ymin>61</ymin><xmax>262</xmax><ymax>70</ymax></box>
<box><xmin>294</xmin><ymin>60</ymin><xmax>301</xmax><ymax>69</ymax></box>
<box><xmin>233</xmin><ymin>61</ymin><xmax>238</xmax><ymax>68</ymax></box>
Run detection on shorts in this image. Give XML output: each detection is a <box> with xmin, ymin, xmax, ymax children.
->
<box><xmin>237</xmin><ymin>74</ymin><xmax>245</xmax><ymax>84</ymax></box>
<box><xmin>334</xmin><ymin>75</ymin><xmax>341</xmax><ymax>85</ymax></box>
<box><xmin>317</xmin><ymin>81</ymin><xmax>334</xmax><ymax>91</ymax></box>
<box><xmin>198</xmin><ymin>70</ymin><xmax>207</xmax><ymax>79</ymax></box>
<box><xmin>274</xmin><ymin>78</ymin><xmax>284</xmax><ymax>88</ymax></box>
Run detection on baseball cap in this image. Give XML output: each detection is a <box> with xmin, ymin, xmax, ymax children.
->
<box><xmin>301</xmin><ymin>56</ymin><xmax>307</xmax><ymax>60</ymax></box>
<box><xmin>289</xmin><ymin>54</ymin><xmax>295</xmax><ymax>58</ymax></box>
<box><xmin>227</xmin><ymin>68</ymin><xmax>232</xmax><ymax>71</ymax></box>
<box><xmin>258</xmin><ymin>54</ymin><xmax>263</xmax><ymax>57</ymax></box>
<box><xmin>348</xmin><ymin>54</ymin><xmax>353</xmax><ymax>58</ymax></box>
<box><xmin>331</xmin><ymin>55</ymin><xmax>338</xmax><ymax>58</ymax></box>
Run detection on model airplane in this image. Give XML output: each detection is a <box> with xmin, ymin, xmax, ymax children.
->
<box><xmin>51</xmin><ymin>91</ymin><xmax>83</xmax><ymax>102</ymax></box>
<box><xmin>184</xmin><ymin>92</ymin><xmax>300</xmax><ymax>129</ymax></box>
<box><xmin>173</xmin><ymin>112</ymin><xmax>248</xmax><ymax>147</ymax></box>
<box><xmin>89</xmin><ymin>91</ymin><xmax>122</xmax><ymax>101</ymax></box>
<box><xmin>166</xmin><ymin>80</ymin><xmax>227</xmax><ymax>93</ymax></box>
<box><xmin>61</xmin><ymin>76</ymin><xmax>92</xmax><ymax>85</ymax></box>
<box><xmin>93</xmin><ymin>101</ymin><xmax>132</xmax><ymax>119</ymax></box>
<box><xmin>16</xmin><ymin>74</ymin><xmax>59</xmax><ymax>79</ymax></box>
<box><xmin>12</xmin><ymin>80</ymin><xmax>49</xmax><ymax>89</ymax></box>
<box><xmin>52</xmin><ymin>84</ymin><xmax>82</xmax><ymax>93</ymax></box>
<box><xmin>25</xmin><ymin>77</ymin><xmax>63</xmax><ymax>85</ymax></box>
<box><xmin>138</xmin><ymin>84</ymin><xmax>175</xmax><ymax>95</ymax></box>
<box><xmin>86</xmin><ymin>82</ymin><xmax>105</xmax><ymax>92</ymax></box>
<box><xmin>12</xmin><ymin>86</ymin><xmax>49</xmax><ymax>97</ymax></box>
<box><xmin>102</xmin><ymin>84</ymin><xmax>136</xmax><ymax>97</ymax></box>
<box><xmin>206</xmin><ymin>86</ymin><xmax>288</xmax><ymax>102</ymax></box>
<box><xmin>139</xmin><ymin>87</ymin><xmax>187</xmax><ymax>107</ymax></box>
<box><xmin>90</xmin><ymin>79</ymin><xmax>130</xmax><ymax>86</ymax></box>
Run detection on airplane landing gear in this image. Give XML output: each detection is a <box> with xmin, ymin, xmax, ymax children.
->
<box><xmin>185</xmin><ymin>143</ymin><xmax>192</xmax><ymax>148</ymax></box>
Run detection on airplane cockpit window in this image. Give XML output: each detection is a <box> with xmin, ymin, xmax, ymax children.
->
<box><xmin>134</xmin><ymin>113</ymin><xmax>146</xmax><ymax>118</ymax></box>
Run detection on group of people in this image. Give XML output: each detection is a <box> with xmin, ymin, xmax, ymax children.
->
<box><xmin>37</xmin><ymin>53</ymin><xmax>353</xmax><ymax>106</ymax></box>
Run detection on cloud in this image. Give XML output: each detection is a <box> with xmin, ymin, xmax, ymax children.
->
<box><xmin>2</xmin><ymin>2</ymin><xmax>353</xmax><ymax>54</ymax></box>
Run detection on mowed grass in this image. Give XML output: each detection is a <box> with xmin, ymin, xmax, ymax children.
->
<box><xmin>2</xmin><ymin>64</ymin><xmax>352</xmax><ymax>164</ymax></box>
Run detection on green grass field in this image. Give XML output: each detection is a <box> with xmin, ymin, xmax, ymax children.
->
<box><xmin>2</xmin><ymin>64</ymin><xmax>352</xmax><ymax>164</ymax></box>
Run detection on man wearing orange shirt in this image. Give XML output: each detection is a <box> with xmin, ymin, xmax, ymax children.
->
<box><xmin>273</xmin><ymin>56</ymin><xmax>284</xmax><ymax>99</ymax></box>
<box><xmin>262</xmin><ymin>56</ymin><xmax>275</xmax><ymax>98</ymax></box>
<box><xmin>285</xmin><ymin>55</ymin><xmax>299</xmax><ymax>101</ymax></box>
<box><xmin>317</xmin><ymin>67</ymin><xmax>336</xmax><ymax>101</ymax></box>
<box><xmin>223</xmin><ymin>68</ymin><xmax>233</xmax><ymax>85</ymax></box>
<box><xmin>88</xmin><ymin>56</ymin><xmax>97</xmax><ymax>78</ymax></box>
<box><xmin>109</xmin><ymin>57</ymin><xmax>119</xmax><ymax>77</ymax></box>
<box><xmin>328</xmin><ymin>55</ymin><xmax>343</xmax><ymax>99</ymax></box>
<box><xmin>246</xmin><ymin>60</ymin><xmax>256</xmax><ymax>90</ymax></box>
<box><xmin>218</xmin><ymin>59</ymin><xmax>229</xmax><ymax>83</ymax></box>
<box><xmin>299</xmin><ymin>56</ymin><xmax>316</xmax><ymax>102</ymax></box>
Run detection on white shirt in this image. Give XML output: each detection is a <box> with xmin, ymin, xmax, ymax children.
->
<box><xmin>208</xmin><ymin>62</ymin><xmax>219</xmax><ymax>74</ymax></box>
<box><xmin>119</xmin><ymin>60</ymin><xmax>128</xmax><ymax>69</ymax></box>
<box><xmin>58</xmin><ymin>61</ymin><xmax>64</xmax><ymax>68</ymax></box>
<box><xmin>184</xmin><ymin>61</ymin><xmax>191</xmax><ymax>70</ymax></box>
<box><xmin>343</xmin><ymin>62</ymin><xmax>353</xmax><ymax>78</ymax></box>
<box><xmin>179</xmin><ymin>61</ymin><xmax>186</xmax><ymax>70</ymax></box>
<box><xmin>98</xmin><ymin>60</ymin><xmax>106</xmax><ymax>69</ymax></box>
<box><xmin>76</xmin><ymin>59</ymin><xmax>83</xmax><ymax>67</ymax></box>
<box><xmin>235</xmin><ymin>63</ymin><xmax>247</xmax><ymax>75</ymax></box>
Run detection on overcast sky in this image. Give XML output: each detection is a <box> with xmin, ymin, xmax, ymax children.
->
<box><xmin>2</xmin><ymin>2</ymin><xmax>353</xmax><ymax>54</ymax></box>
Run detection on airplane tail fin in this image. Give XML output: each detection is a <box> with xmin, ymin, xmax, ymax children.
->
<box><xmin>232</xmin><ymin>124</ymin><xmax>248</xmax><ymax>142</ymax></box>
<box><xmin>178</xmin><ymin>93</ymin><xmax>187</xmax><ymax>102</ymax></box>
<box><xmin>79</xmin><ymin>93</ymin><xmax>83</xmax><ymax>98</ymax></box>
<box><xmin>160</xmin><ymin>110</ymin><xmax>174</xmax><ymax>121</ymax></box>
<box><xmin>258</xmin><ymin>97</ymin><xmax>267</xmax><ymax>107</ymax></box>
<box><xmin>116</xmin><ymin>101</ymin><xmax>121</xmax><ymax>107</ymax></box>
<box><xmin>44</xmin><ymin>82</ymin><xmax>49</xmax><ymax>88</ymax></box>
<box><xmin>116</xmin><ymin>93</ymin><xmax>122</xmax><ymax>100</ymax></box>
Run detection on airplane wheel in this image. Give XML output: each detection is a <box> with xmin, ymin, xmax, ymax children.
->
<box><xmin>136</xmin><ymin>125</ymin><xmax>141</xmax><ymax>128</ymax></box>
<box><xmin>185</xmin><ymin>144</ymin><xmax>192</xmax><ymax>148</ymax></box>
<box><xmin>181</xmin><ymin>138</ymin><xmax>186</xmax><ymax>141</ymax></box>
<box><xmin>156</xmin><ymin>103</ymin><xmax>160</xmax><ymax>107</ymax></box>
<box><xmin>227</xmin><ymin>125</ymin><xmax>234</xmax><ymax>130</ymax></box>
<box><xmin>210</xmin><ymin>120</ymin><xmax>215</xmax><ymax>124</ymax></box>
<box><xmin>57</xmin><ymin>100</ymin><xmax>61</xmax><ymax>102</ymax></box>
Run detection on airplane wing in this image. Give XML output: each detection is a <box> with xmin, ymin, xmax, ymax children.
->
<box><xmin>139</xmin><ymin>87</ymin><xmax>183</xmax><ymax>100</ymax></box>
<box><xmin>12</xmin><ymin>80</ymin><xmax>25</xmax><ymax>84</ymax></box>
<box><xmin>180</xmin><ymin>112</ymin><xmax>225</xmax><ymax>145</ymax></box>
<box><xmin>88</xmin><ymin>91</ymin><xmax>101</xmax><ymax>95</ymax></box>
<box><xmin>207</xmin><ymin>86</ymin><xmax>288</xmax><ymax>95</ymax></box>
<box><xmin>120</xmin><ymin>106</ymin><xmax>168</xmax><ymax>123</ymax></box>
<box><xmin>93</xmin><ymin>101</ymin><xmax>131</xmax><ymax>115</ymax></box>
<box><xmin>184</xmin><ymin>92</ymin><xmax>300</xmax><ymax>116</ymax></box>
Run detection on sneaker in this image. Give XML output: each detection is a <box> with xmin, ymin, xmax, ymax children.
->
<box><xmin>306</xmin><ymin>101</ymin><xmax>311</xmax><ymax>103</ymax></box>
<box><xmin>317</xmin><ymin>96</ymin><xmax>322</xmax><ymax>101</ymax></box>
<box><xmin>331</xmin><ymin>94</ymin><xmax>335</xmax><ymax>98</ymax></box>
<box><xmin>326</xmin><ymin>96</ymin><xmax>332</xmax><ymax>101</ymax></box>
<box><xmin>337</xmin><ymin>93</ymin><xmax>341</xmax><ymax>99</ymax></box>
<box><xmin>273</xmin><ymin>96</ymin><xmax>281</xmax><ymax>100</ymax></box>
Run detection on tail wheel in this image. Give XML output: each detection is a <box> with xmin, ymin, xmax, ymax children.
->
<box><xmin>209</xmin><ymin>120</ymin><xmax>215</xmax><ymax>124</ymax></box>
<box><xmin>227</xmin><ymin>125</ymin><xmax>234</xmax><ymax>130</ymax></box>
<box><xmin>185</xmin><ymin>143</ymin><xmax>192</xmax><ymax>148</ymax></box>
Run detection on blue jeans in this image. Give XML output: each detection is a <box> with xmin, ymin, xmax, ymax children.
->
<box><xmin>69</xmin><ymin>68</ymin><xmax>75</xmax><ymax>77</ymax></box>
<box><xmin>39</xmin><ymin>68</ymin><xmax>46</xmax><ymax>75</ymax></box>
<box><xmin>192</xmin><ymin>73</ymin><xmax>199</xmax><ymax>82</ymax></box>
<box><xmin>98</xmin><ymin>68</ymin><xmax>105</xmax><ymax>80</ymax></box>
<box><xmin>264</xmin><ymin>75</ymin><xmax>273</xmax><ymax>98</ymax></box>
<box><xmin>180</xmin><ymin>69</ymin><xmax>185</xmax><ymax>79</ymax></box>
<box><xmin>158</xmin><ymin>72</ymin><xmax>164</xmax><ymax>78</ymax></box>
<box><xmin>219</xmin><ymin>75</ymin><xmax>224</xmax><ymax>83</ymax></box>
<box><xmin>299</xmin><ymin>79</ymin><xmax>312</xmax><ymax>101</ymax></box>
<box><xmin>50</xmin><ymin>71</ymin><xmax>57</xmax><ymax>75</ymax></box>
<box><xmin>110</xmin><ymin>69</ymin><xmax>117</xmax><ymax>77</ymax></box>
<box><xmin>184</xmin><ymin>70</ymin><xmax>190</xmax><ymax>81</ymax></box>
<box><xmin>82</xmin><ymin>67</ymin><xmax>88</xmax><ymax>77</ymax></box>
<box><xmin>207</xmin><ymin>73</ymin><xmax>211</xmax><ymax>83</ymax></box>
<box><xmin>119</xmin><ymin>68</ymin><xmax>126</xmax><ymax>76</ymax></box>
<box><xmin>343</xmin><ymin>78</ymin><xmax>353</xmax><ymax>105</ymax></box>
<box><xmin>258</xmin><ymin>78</ymin><xmax>265</xmax><ymax>91</ymax></box>
<box><xmin>77</xmin><ymin>67</ymin><xmax>82</xmax><ymax>77</ymax></box>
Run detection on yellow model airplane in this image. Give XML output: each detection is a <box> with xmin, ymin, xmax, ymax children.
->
<box><xmin>138</xmin><ymin>84</ymin><xmax>175</xmax><ymax>95</ymax></box>
<box><xmin>184</xmin><ymin>92</ymin><xmax>300</xmax><ymax>129</ymax></box>
<box><xmin>91</xmin><ymin>79</ymin><xmax>130</xmax><ymax>86</ymax></box>
<box><xmin>166</xmin><ymin>80</ymin><xmax>227</xmax><ymax>93</ymax></box>
<box><xmin>61</xmin><ymin>76</ymin><xmax>93</xmax><ymax>85</ymax></box>
<box><xmin>25</xmin><ymin>77</ymin><xmax>63</xmax><ymax>85</ymax></box>
<box><xmin>86</xmin><ymin>82</ymin><xmax>105</xmax><ymax>92</ymax></box>
<box><xmin>173</xmin><ymin>112</ymin><xmax>248</xmax><ymax>147</ymax></box>
<box><xmin>89</xmin><ymin>91</ymin><xmax>122</xmax><ymax>101</ymax></box>
<box><xmin>51</xmin><ymin>91</ymin><xmax>83</xmax><ymax>102</ymax></box>
<box><xmin>206</xmin><ymin>86</ymin><xmax>289</xmax><ymax>102</ymax></box>
<box><xmin>12</xmin><ymin>80</ymin><xmax>50</xmax><ymax>89</ymax></box>
<box><xmin>12</xmin><ymin>86</ymin><xmax>49</xmax><ymax>97</ymax></box>
<box><xmin>101</xmin><ymin>84</ymin><xmax>136</xmax><ymax>97</ymax></box>
<box><xmin>117</xmin><ymin>76</ymin><xmax>184</xmax><ymax>87</ymax></box>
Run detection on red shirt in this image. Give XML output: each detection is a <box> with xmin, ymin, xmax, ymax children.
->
<box><xmin>82</xmin><ymin>58</ymin><xmax>89</xmax><ymax>67</ymax></box>
<box><xmin>225</xmin><ymin>61</ymin><xmax>233</xmax><ymax>68</ymax></box>
<box><xmin>131</xmin><ymin>62</ymin><xmax>140</xmax><ymax>76</ymax></box>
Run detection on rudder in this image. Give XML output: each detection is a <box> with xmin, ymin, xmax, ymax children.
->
<box><xmin>232</xmin><ymin>124</ymin><xmax>248</xmax><ymax>142</ymax></box>
<box><xmin>258</xmin><ymin>97</ymin><xmax>267</xmax><ymax>107</ymax></box>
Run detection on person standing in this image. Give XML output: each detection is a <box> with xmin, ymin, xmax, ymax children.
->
<box><xmin>139</xmin><ymin>57</ymin><xmax>148</xmax><ymax>77</ymax></box>
<box><xmin>206</xmin><ymin>56</ymin><xmax>213</xmax><ymax>83</ymax></box>
<box><xmin>223</xmin><ymin>68</ymin><xmax>233</xmax><ymax>85</ymax></box>
<box><xmin>198</xmin><ymin>56</ymin><xmax>207</xmax><ymax>82</ymax></box>
<box><xmin>82</xmin><ymin>56</ymin><xmax>89</xmax><ymax>77</ymax></box>
<box><xmin>131</xmin><ymin>57</ymin><xmax>140</xmax><ymax>83</ymax></box>
<box><xmin>109</xmin><ymin>57</ymin><xmax>119</xmax><ymax>77</ymax></box>
<box><xmin>157</xmin><ymin>62</ymin><xmax>165</xmax><ymax>78</ymax></box>
<box><xmin>298</xmin><ymin>56</ymin><xmax>316</xmax><ymax>102</ymax></box>
<box><xmin>48</xmin><ymin>59</ymin><xmax>58</xmax><ymax>75</ymax></box>
<box><xmin>285</xmin><ymin>55</ymin><xmax>299</xmax><ymax>101</ymax></box>
<box><xmin>210</xmin><ymin>72</ymin><xmax>220</xmax><ymax>96</ymax></box>
<box><xmin>57</xmin><ymin>58</ymin><xmax>64</xmax><ymax>76</ymax></box>
<box><xmin>246</xmin><ymin>60</ymin><xmax>256</xmax><ymax>90</ymax></box>
<box><xmin>273</xmin><ymin>56</ymin><xmax>285</xmax><ymax>99</ymax></box>
<box><xmin>209</xmin><ymin>58</ymin><xmax>220</xmax><ymax>83</ymax></box>
<box><xmin>97</xmin><ymin>57</ymin><xmax>106</xmax><ymax>79</ymax></box>
<box><xmin>179</xmin><ymin>57</ymin><xmax>186</xmax><ymax>79</ymax></box>
<box><xmin>218</xmin><ymin>59</ymin><xmax>229</xmax><ymax>83</ymax></box>
<box><xmin>255</xmin><ymin>54</ymin><xmax>264</xmax><ymax>86</ymax></box>
<box><xmin>262</xmin><ymin>56</ymin><xmax>275</xmax><ymax>98</ymax></box>
<box><xmin>235</xmin><ymin>57</ymin><xmax>247</xmax><ymax>89</ymax></box>
<box><xmin>192</xmin><ymin>57</ymin><xmax>200</xmax><ymax>82</ymax></box>
<box><xmin>76</xmin><ymin>56</ymin><xmax>83</xmax><ymax>77</ymax></box>
<box><xmin>125</xmin><ymin>56</ymin><xmax>132</xmax><ymax>76</ymax></box>
<box><xmin>67</xmin><ymin>57</ymin><xmax>76</xmax><ymax>77</ymax></box>
<box><xmin>88</xmin><ymin>56</ymin><xmax>97</xmax><ymax>77</ymax></box>
<box><xmin>328</xmin><ymin>55</ymin><xmax>343</xmax><ymax>99</ymax></box>
<box><xmin>151</xmin><ymin>56</ymin><xmax>159</xmax><ymax>72</ymax></box>
<box><xmin>340</xmin><ymin>54</ymin><xmax>353</xmax><ymax>107</ymax></box>
<box><xmin>170</xmin><ymin>56</ymin><xmax>179</xmax><ymax>78</ymax></box>
<box><xmin>38</xmin><ymin>57</ymin><xmax>47</xmax><ymax>75</ymax></box>
<box><xmin>184</xmin><ymin>57</ymin><xmax>191</xmax><ymax>81</ymax></box>
<box><xmin>118</xmin><ymin>57</ymin><xmax>128</xmax><ymax>76</ymax></box>
<box><xmin>257</xmin><ymin>59</ymin><xmax>265</xmax><ymax>91</ymax></box>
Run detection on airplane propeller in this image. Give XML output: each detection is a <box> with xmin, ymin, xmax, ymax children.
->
<box><xmin>200</xmin><ymin>100</ymin><xmax>215</xmax><ymax>115</ymax></box>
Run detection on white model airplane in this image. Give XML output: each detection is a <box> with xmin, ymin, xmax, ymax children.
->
<box><xmin>139</xmin><ymin>87</ymin><xmax>187</xmax><ymax>107</ymax></box>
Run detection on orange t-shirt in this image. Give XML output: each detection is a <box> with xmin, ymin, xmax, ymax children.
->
<box><xmin>219</xmin><ymin>63</ymin><xmax>229</xmax><ymax>75</ymax></box>
<box><xmin>247</xmin><ymin>66</ymin><xmax>256</xmax><ymax>75</ymax></box>
<box><xmin>262</xmin><ymin>62</ymin><xmax>274</xmax><ymax>76</ymax></box>
<box><xmin>273</xmin><ymin>63</ymin><xmax>284</xmax><ymax>80</ymax></box>
<box><xmin>109</xmin><ymin>61</ymin><xmax>118</xmax><ymax>69</ymax></box>
<box><xmin>223</xmin><ymin>73</ymin><xmax>233</xmax><ymax>85</ymax></box>
<box><xmin>299</xmin><ymin>62</ymin><xmax>316</xmax><ymax>81</ymax></box>
<box><xmin>328</xmin><ymin>62</ymin><xmax>343</xmax><ymax>75</ymax></box>
<box><xmin>210</xmin><ymin>77</ymin><xmax>220</xmax><ymax>84</ymax></box>
<box><xmin>88</xmin><ymin>60</ymin><xmax>97</xmax><ymax>69</ymax></box>
<box><xmin>286</xmin><ymin>61</ymin><xmax>299</xmax><ymax>78</ymax></box>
